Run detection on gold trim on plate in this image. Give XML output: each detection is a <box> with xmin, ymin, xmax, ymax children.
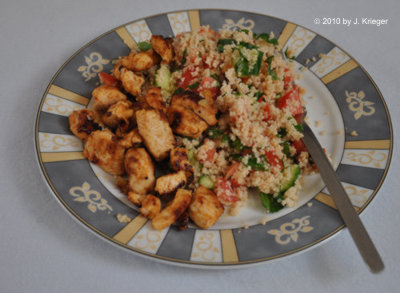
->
<box><xmin>321</xmin><ymin>59</ymin><xmax>358</xmax><ymax>84</ymax></box>
<box><xmin>220</xmin><ymin>229</ymin><xmax>239</xmax><ymax>263</ymax></box>
<box><xmin>113</xmin><ymin>215</ymin><xmax>148</xmax><ymax>244</ymax></box>
<box><xmin>41</xmin><ymin>152</ymin><xmax>85</xmax><ymax>163</ymax></box>
<box><xmin>344</xmin><ymin>140</ymin><xmax>390</xmax><ymax>150</ymax></box>
<box><xmin>48</xmin><ymin>85</ymin><xmax>90</xmax><ymax>106</ymax></box>
<box><xmin>188</xmin><ymin>10</ymin><xmax>201</xmax><ymax>31</ymax></box>
<box><xmin>277</xmin><ymin>22</ymin><xmax>297</xmax><ymax>49</ymax></box>
<box><xmin>115</xmin><ymin>27</ymin><xmax>137</xmax><ymax>50</ymax></box>
<box><xmin>315</xmin><ymin>192</ymin><xmax>360</xmax><ymax>212</ymax></box>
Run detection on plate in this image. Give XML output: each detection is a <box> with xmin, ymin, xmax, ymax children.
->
<box><xmin>35</xmin><ymin>9</ymin><xmax>393</xmax><ymax>267</ymax></box>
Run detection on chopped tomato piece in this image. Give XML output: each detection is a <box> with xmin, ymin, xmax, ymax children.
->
<box><xmin>241</xmin><ymin>77</ymin><xmax>250</xmax><ymax>84</ymax></box>
<box><xmin>276</xmin><ymin>86</ymin><xmax>302</xmax><ymax>116</ymax></box>
<box><xmin>199</xmin><ymin>76</ymin><xmax>220</xmax><ymax>99</ymax></box>
<box><xmin>216</xmin><ymin>178</ymin><xmax>238</xmax><ymax>203</ymax></box>
<box><xmin>224</xmin><ymin>162</ymin><xmax>240</xmax><ymax>180</ymax></box>
<box><xmin>205</xmin><ymin>148</ymin><xmax>216</xmax><ymax>162</ymax></box>
<box><xmin>293</xmin><ymin>139</ymin><xmax>306</xmax><ymax>154</ymax></box>
<box><xmin>263</xmin><ymin>104</ymin><xmax>272</xmax><ymax>121</ymax></box>
<box><xmin>265</xmin><ymin>150</ymin><xmax>283</xmax><ymax>170</ymax></box>
<box><xmin>98</xmin><ymin>72</ymin><xmax>119</xmax><ymax>87</ymax></box>
<box><xmin>178</xmin><ymin>67</ymin><xmax>199</xmax><ymax>89</ymax></box>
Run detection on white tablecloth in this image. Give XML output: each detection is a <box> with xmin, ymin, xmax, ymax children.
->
<box><xmin>1</xmin><ymin>0</ymin><xmax>399</xmax><ymax>292</ymax></box>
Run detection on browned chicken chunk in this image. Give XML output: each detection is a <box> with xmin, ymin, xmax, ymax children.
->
<box><xmin>150</xmin><ymin>35</ymin><xmax>174</xmax><ymax>63</ymax></box>
<box><xmin>127</xmin><ymin>191</ymin><xmax>146</xmax><ymax>206</ymax></box>
<box><xmin>155</xmin><ymin>170</ymin><xmax>187</xmax><ymax>196</ymax></box>
<box><xmin>169</xmin><ymin>148</ymin><xmax>194</xmax><ymax>182</ymax></box>
<box><xmin>101</xmin><ymin>100</ymin><xmax>134</xmax><ymax>133</ymax></box>
<box><xmin>140</xmin><ymin>195</ymin><xmax>161</xmax><ymax>219</ymax></box>
<box><xmin>92</xmin><ymin>85</ymin><xmax>126</xmax><ymax>112</ymax></box>
<box><xmin>120</xmin><ymin>68</ymin><xmax>145</xmax><ymax>96</ymax></box>
<box><xmin>120</xmin><ymin>49</ymin><xmax>160</xmax><ymax>72</ymax></box>
<box><xmin>83</xmin><ymin>130</ymin><xmax>125</xmax><ymax>175</ymax></box>
<box><xmin>171</xmin><ymin>92</ymin><xmax>218</xmax><ymax>126</ymax></box>
<box><xmin>118</xmin><ymin>128</ymin><xmax>143</xmax><ymax>148</ymax></box>
<box><xmin>168</xmin><ymin>104</ymin><xmax>208</xmax><ymax>138</ymax></box>
<box><xmin>124</xmin><ymin>148</ymin><xmax>155</xmax><ymax>194</ymax></box>
<box><xmin>69</xmin><ymin>109</ymin><xmax>102</xmax><ymax>141</ymax></box>
<box><xmin>152</xmin><ymin>189</ymin><xmax>192</xmax><ymax>231</ymax></box>
<box><xmin>189</xmin><ymin>186</ymin><xmax>224</xmax><ymax>229</ymax></box>
<box><xmin>136</xmin><ymin>109</ymin><xmax>175</xmax><ymax>161</ymax></box>
<box><xmin>145</xmin><ymin>87</ymin><xmax>167</xmax><ymax>113</ymax></box>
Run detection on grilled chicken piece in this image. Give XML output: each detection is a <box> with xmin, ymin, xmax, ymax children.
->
<box><xmin>150</xmin><ymin>35</ymin><xmax>174</xmax><ymax>63</ymax></box>
<box><xmin>83</xmin><ymin>130</ymin><xmax>125</xmax><ymax>175</ymax></box>
<box><xmin>152</xmin><ymin>189</ymin><xmax>192</xmax><ymax>231</ymax></box>
<box><xmin>120</xmin><ymin>68</ymin><xmax>145</xmax><ymax>96</ymax></box>
<box><xmin>118</xmin><ymin>129</ymin><xmax>143</xmax><ymax>148</ymax></box>
<box><xmin>127</xmin><ymin>191</ymin><xmax>146</xmax><ymax>206</ymax></box>
<box><xmin>92</xmin><ymin>85</ymin><xmax>127</xmax><ymax>112</ymax></box>
<box><xmin>112</xmin><ymin>62</ymin><xmax>124</xmax><ymax>80</ymax></box>
<box><xmin>101</xmin><ymin>100</ymin><xmax>134</xmax><ymax>133</ymax></box>
<box><xmin>145</xmin><ymin>87</ymin><xmax>167</xmax><ymax>113</ymax></box>
<box><xmin>124</xmin><ymin>148</ymin><xmax>155</xmax><ymax>194</ymax></box>
<box><xmin>69</xmin><ymin>109</ymin><xmax>102</xmax><ymax>141</ymax></box>
<box><xmin>120</xmin><ymin>49</ymin><xmax>160</xmax><ymax>72</ymax></box>
<box><xmin>171</xmin><ymin>92</ymin><xmax>218</xmax><ymax>126</ymax></box>
<box><xmin>170</xmin><ymin>148</ymin><xmax>194</xmax><ymax>182</ymax></box>
<box><xmin>140</xmin><ymin>195</ymin><xmax>161</xmax><ymax>219</ymax></box>
<box><xmin>128</xmin><ymin>191</ymin><xmax>147</xmax><ymax>206</ymax></box>
<box><xmin>168</xmin><ymin>104</ymin><xmax>208</xmax><ymax>138</ymax></box>
<box><xmin>189</xmin><ymin>186</ymin><xmax>224</xmax><ymax>229</ymax></box>
<box><xmin>136</xmin><ymin>109</ymin><xmax>175</xmax><ymax>161</ymax></box>
<box><xmin>155</xmin><ymin>170</ymin><xmax>187</xmax><ymax>196</ymax></box>
<box><xmin>175</xmin><ymin>210</ymin><xmax>189</xmax><ymax>231</ymax></box>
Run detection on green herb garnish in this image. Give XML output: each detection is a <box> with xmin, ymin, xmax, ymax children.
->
<box><xmin>210</xmin><ymin>74</ymin><xmax>221</xmax><ymax>87</ymax></box>
<box><xmin>137</xmin><ymin>42</ymin><xmax>152</xmax><ymax>51</ymax></box>
<box><xmin>187</xmin><ymin>82</ymin><xmax>200</xmax><ymax>89</ymax></box>
<box><xmin>174</xmin><ymin>87</ymin><xmax>185</xmax><ymax>95</ymax></box>
<box><xmin>208</xmin><ymin>127</ymin><xmax>223</xmax><ymax>138</ymax></box>
<box><xmin>284</xmin><ymin>47</ymin><xmax>296</xmax><ymax>60</ymax></box>
<box><xmin>282</xmin><ymin>141</ymin><xmax>291</xmax><ymax>157</ymax></box>
<box><xmin>260</xmin><ymin>191</ymin><xmax>284</xmax><ymax>212</ymax></box>
<box><xmin>246</xmin><ymin>156</ymin><xmax>267</xmax><ymax>171</ymax></box>
<box><xmin>181</xmin><ymin>49</ymin><xmax>187</xmax><ymax>66</ymax></box>
<box><xmin>221</xmin><ymin>134</ymin><xmax>230</xmax><ymax>143</ymax></box>
<box><xmin>294</xmin><ymin>124</ymin><xmax>304</xmax><ymax>132</ymax></box>
<box><xmin>255</xmin><ymin>33</ymin><xmax>279</xmax><ymax>45</ymax></box>
<box><xmin>217</xmin><ymin>39</ymin><xmax>237</xmax><ymax>52</ymax></box>
<box><xmin>277</xmin><ymin>128</ymin><xmax>287</xmax><ymax>138</ymax></box>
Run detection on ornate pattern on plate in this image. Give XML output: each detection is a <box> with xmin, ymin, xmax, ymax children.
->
<box><xmin>42</xmin><ymin>94</ymin><xmax>85</xmax><ymax>117</ymax></box>
<box><xmin>127</xmin><ymin>221</ymin><xmax>169</xmax><ymax>254</ymax></box>
<box><xmin>190</xmin><ymin>230</ymin><xmax>222</xmax><ymax>262</ymax></box>
<box><xmin>322</xmin><ymin>182</ymin><xmax>373</xmax><ymax>208</ymax></box>
<box><xmin>167</xmin><ymin>12</ymin><xmax>190</xmax><ymax>35</ymax></box>
<box><xmin>345</xmin><ymin>90</ymin><xmax>375</xmax><ymax>120</ymax></box>
<box><xmin>310</xmin><ymin>47</ymin><xmax>350</xmax><ymax>77</ymax></box>
<box><xmin>69</xmin><ymin>182</ymin><xmax>113</xmax><ymax>213</ymax></box>
<box><xmin>222</xmin><ymin>18</ymin><xmax>255</xmax><ymax>31</ymax></box>
<box><xmin>77</xmin><ymin>52</ymin><xmax>109</xmax><ymax>82</ymax></box>
<box><xmin>342</xmin><ymin>149</ymin><xmax>388</xmax><ymax>169</ymax></box>
<box><xmin>284</xmin><ymin>27</ymin><xmax>315</xmax><ymax>58</ymax></box>
<box><xmin>39</xmin><ymin>132</ymin><xmax>82</xmax><ymax>152</ymax></box>
<box><xmin>267</xmin><ymin>216</ymin><xmax>313</xmax><ymax>245</ymax></box>
<box><xmin>126</xmin><ymin>20</ymin><xmax>152</xmax><ymax>43</ymax></box>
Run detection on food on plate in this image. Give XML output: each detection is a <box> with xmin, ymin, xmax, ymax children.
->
<box><xmin>69</xmin><ymin>26</ymin><xmax>316</xmax><ymax>231</ymax></box>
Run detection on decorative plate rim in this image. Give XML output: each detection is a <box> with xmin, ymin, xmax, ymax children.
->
<box><xmin>34</xmin><ymin>8</ymin><xmax>393</xmax><ymax>268</ymax></box>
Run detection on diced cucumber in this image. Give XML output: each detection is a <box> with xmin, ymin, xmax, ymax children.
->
<box><xmin>280</xmin><ymin>164</ymin><xmax>300</xmax><ymax>192</ymax></box>
<box><xmin>188</xmin><ymin>149</ymin><xmax>197</xmax><ymax>165</ymax></box>
<box><xmin>260</xmin><ymin>192</ymin><xmax>284</xmax><ymax>213</ymax></box>
<box><xmin>155</xmin><ymin>64</ymin><xmax>173</xmax><ymax>93</ymax></box>
<box><xmin>199</xmin><ymin>175</ymin><xmax>214</xmax><ymax>189</ymax></box>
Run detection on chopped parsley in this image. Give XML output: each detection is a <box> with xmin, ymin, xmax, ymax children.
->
<box><xmin>137</xmin><ymin>41</ymin><xmax>152</xmax><ymax>51</ymax></box>
<box><xmin>284</xmin><ymin>47</ymin><xmax>296</xmax><ymax>60</ymax></box>
<box><xmin>294</xmin><ymin>124</ymin><xmax>304</xmax><ymax>132</ymax></box>
<box><xmin>255</xmin><ymin>33</ymin><xmax>279</xmax><ymax>45</ymax></box>
<box><xmin>217</xmin><ymin>39</ymin><xmax>237</xmax><ymax>52</ymax></box>
<box><xmin>210</xmin><ymin>74</ymin><xmax>221</xmax><ymax>87</ymax></box>
<box><xmin>187</xmin><ymin>82</ymin><xmax>200</xmax><ymax>89</ymax></box>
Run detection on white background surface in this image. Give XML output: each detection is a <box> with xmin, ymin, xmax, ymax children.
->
<box><xmin>1</xmin><ymin>0</ymin><xmax>399</xmax><ymax>292</ymax></box>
